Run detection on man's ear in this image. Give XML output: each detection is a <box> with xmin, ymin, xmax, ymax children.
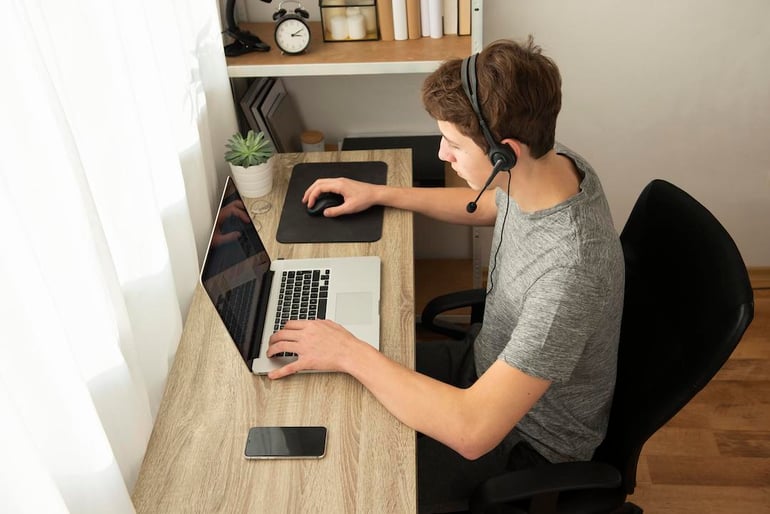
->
<box><xmin>500</xmin><ymin>138</ymin><xmax>523</xmax><ymax>161</ymax></box>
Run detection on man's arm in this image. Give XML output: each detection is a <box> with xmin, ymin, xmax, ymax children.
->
<box><xmin>303</xmin><ymin>177</ymin><xmax>498</xmax><ymax>226</ymax></box>
<box><xmin>348</xmin><ymin>343</ymin><xmax>551</xmax><ymax>460</ymax></box>
<box><xmin>267</xmin><ymin>320</ymin><xmax>550</xmax><ymax>460</ymax></box>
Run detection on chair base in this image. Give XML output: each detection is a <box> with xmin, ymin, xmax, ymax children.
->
<box><xmin>613</xmin><ymin>502</ymin><xmax>643</xmax><ymax>514</ymax></box>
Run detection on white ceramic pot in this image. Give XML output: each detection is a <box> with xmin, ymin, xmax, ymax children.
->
<box><xmin>229</xmin><ymin>157</ymin><xmax>275</xmax><ymax>198</ymax></box>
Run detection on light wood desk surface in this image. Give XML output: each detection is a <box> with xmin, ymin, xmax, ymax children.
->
<box><xmin>132</xmin><ymin>149</ymin><xmax>415</xmax><ymax>513</ymax></box>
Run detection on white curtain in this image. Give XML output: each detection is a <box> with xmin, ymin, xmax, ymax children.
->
<box><xmin>0</xmin><ymin>0</ymin><xmax>237</xmax><ymax>512</ymax></box>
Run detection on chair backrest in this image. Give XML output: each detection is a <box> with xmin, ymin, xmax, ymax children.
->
<box><xmin>594</xmin><ymin>179</ymin><xmax>754</xmax><ymax>494</ymax></box>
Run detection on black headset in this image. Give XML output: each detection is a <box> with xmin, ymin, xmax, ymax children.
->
<box><xmin>461</xmin><ymin>53</ymin><xmax>517</xmax><ymax>213</ymax></box>
<box><xmin>461</xmin><ymin>53</ymin><xmax>517</xmax><ymax>171</ymax></box>
<box><xmin>272</xmin><ymin>1</ymin><xmax>309</xmax><ymax>21</ymax></box>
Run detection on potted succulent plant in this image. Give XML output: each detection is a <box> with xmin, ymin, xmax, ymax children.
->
<box><xmin>224</xmin><ymin>130</ymin><xmax>276</xmax><ymax>197</ymax></box>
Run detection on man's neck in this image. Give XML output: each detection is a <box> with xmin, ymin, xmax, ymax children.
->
<box><xmin>505</xmin><ymin>149</ymin><xmax>581</xmax><ymax>213</ymax></box>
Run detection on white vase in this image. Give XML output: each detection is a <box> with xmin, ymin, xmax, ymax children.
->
<box><xmin>229</xmin><ymin>157</ymin><xmax>275</xmax><ymax>198</ymax></box>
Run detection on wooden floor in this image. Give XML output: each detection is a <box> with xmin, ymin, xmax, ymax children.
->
<box><xmin>415</xmin><ymin>263</ymin><xmax>770</xmax><ymax>513</ymax></box>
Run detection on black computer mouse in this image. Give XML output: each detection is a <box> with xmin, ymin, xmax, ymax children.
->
<box><xmin>307</xmin><ymin>192</ymin><xmax>345</xmax><ymax>217</ymax></box>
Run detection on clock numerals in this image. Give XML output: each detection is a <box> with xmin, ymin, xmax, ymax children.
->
<box><xmin>275</xmin><ymin>17</ymin><xmax>310</xmax><ymax>55</ymax></box>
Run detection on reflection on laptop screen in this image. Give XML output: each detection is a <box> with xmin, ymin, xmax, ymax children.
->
<box><xmin>201</xmin><ymin>179</ymin><xmax>271</xmax><ymax>363</ymax></box>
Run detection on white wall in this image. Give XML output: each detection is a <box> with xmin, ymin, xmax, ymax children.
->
<box><xmin>486</xmin><ymin>0</ymin><xmax>770</xmax><ymax>267</ymax></box>
<box><xmin>230</xmin><ymin>0</ymin><xmax>770</xmax><ymax>266</ymax></box>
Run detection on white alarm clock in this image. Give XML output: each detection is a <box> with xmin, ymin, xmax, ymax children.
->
<box><xmin>273</xmin><ymin>1</ymin><xmax>311</xmax><ymax>55</ymax></box>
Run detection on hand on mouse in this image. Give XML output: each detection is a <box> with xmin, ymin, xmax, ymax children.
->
<box><xmin>306</xmin><ymin>192</ymin><xmax>344</xmax><ymax>217</ymax></box>
<box><xmin>303</xmin><ymin>177</ymin><xmax>380</xmax><ymax>217</ymax></box>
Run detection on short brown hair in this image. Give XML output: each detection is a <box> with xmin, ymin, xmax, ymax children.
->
<box><xmin>421</xmin><ymin>36</ymin><xmax>561</xmax><ymax>159</ymax></box>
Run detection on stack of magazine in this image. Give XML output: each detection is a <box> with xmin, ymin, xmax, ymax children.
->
<box><xmin>237</xmin><ymin>77</ymin><xmax>305</xmax><ymax>153</ymax></box>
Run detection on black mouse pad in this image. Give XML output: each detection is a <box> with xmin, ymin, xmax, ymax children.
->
<box><xmin>276</xmin><ymin>161</ymin><xmax>387</xmax><ymax>243</ymax></box>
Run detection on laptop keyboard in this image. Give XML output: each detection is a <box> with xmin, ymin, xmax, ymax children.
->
<box><xmin>273</xmin><ymin>269</ymin><xmax>330</xmax><ymax>332</ymax></box>
<box><xmin>271</xmin><ymin>269</ymin><xmax>330</xmax><ymax>357</ymax></box>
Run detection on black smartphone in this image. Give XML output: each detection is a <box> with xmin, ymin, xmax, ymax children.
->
<box><xmin>244</xmin><ymin>426</ymin><xmax>327</xmax><ymax>459</ymax></box>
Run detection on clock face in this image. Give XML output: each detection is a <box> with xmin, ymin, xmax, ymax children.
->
<box><xmin>274</xmin><ymin>16</ymin><xmax>310</xmax><ymax>55</ymax></box>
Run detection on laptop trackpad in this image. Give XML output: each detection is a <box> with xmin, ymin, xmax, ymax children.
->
<box><xmin>334</xmin><ymin>292</ymin><xmax>373</xmax><ymax>325</ymax></box>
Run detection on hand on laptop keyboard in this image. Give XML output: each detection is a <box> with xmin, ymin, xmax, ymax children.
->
<box><xmin>270</xmin><ymin>269</ymin><xmax>331</xmax><ymax>358</ymax></box>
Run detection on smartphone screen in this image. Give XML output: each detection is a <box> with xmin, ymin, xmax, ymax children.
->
<box><xmin>244</xmin><ymin>426</ymin><xmax>327</xmax><ymax>459</ymax></box>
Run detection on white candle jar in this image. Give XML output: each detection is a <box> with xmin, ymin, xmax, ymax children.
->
<box><xmin>320</xmin><ymin>0</ymin><xmax>379</xmax><ymax>41</ymax></box>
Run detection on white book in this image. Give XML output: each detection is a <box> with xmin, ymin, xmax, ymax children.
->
<box><xmin>421</xmin><ymin>0</ymin><xmax>431</xmax><ymax>36</ymax></box>
<box><xmin>442</xmin><ymin>0</ymin><xmax>458</xmax><ymax>35</ymax></box>
<box><xmin>392</xmin><ymin>0</ymin><xmax>408</xmax><ymax>40</ymax></box>
<box><xmin>429</xmin><ymin>0</ymin><xmax>442</xmax><ymax>39</ymax></box>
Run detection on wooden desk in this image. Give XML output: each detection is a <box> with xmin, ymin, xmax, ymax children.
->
<box><xmin>132</xmin><ymin>149</ymin><xmax>415</xmax><ymax>513</ymax></box>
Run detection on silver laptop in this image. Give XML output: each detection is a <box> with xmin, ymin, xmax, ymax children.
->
<box><xmin>201</xmin><ymin>177</ymin><xmax>380</xmax><ymax>374</ymax></box>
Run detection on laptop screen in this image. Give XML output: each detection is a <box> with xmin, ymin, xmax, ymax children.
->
<box><xmin>201</xmin><ymin>178</ymin><xmax>271</xmax><ymax>364</ymax></box>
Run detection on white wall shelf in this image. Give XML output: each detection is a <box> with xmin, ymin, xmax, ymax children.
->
<box><xmin>226</xmin><ymin>23</ymin><xmax>474</xmax><ymax>78</ymax></box>
<box><xmin>226</xmin><ymin>1</ymin><xmax>483</xmax><ymax>78</ymax></box>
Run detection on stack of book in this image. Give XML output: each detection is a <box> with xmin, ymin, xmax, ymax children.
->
<box><xmin>377</xmin><ymin>0</ymin><xmax>471</xmax><ymax>41</ymax></box>
<box><xmin>236</xmin><ymin>77</ymin><xmax>305</xmax><ymax>153</ymax></box>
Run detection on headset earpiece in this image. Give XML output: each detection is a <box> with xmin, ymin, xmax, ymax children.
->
<box><xmin>295</xmin><ymin>7</ymin><xmax>309</xmax><ymax>18</ymax></box>
<box><xmin>488</xmin><ymin>145</ymin><xmax>516</xmax><ymax>171</ymax></box>
<box><xmin>272</xmin><ymin>8</ymin><xmax>287</xmax><ymax>20</ymax></box>
<box><xmin>461</xmin><ymin>54</ymin><xmax>517</xmax><ymax>171</ymax></box>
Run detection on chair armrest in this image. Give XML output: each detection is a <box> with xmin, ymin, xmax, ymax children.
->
<box><xmin>419</xmin><ymin>288</ymin><xmax>486</xmax><ymax>339</ymax></box>
<box><xmin>470</xmin><ymin>461</ymin><xmax>622</xmax><ymax>514</ymax></box>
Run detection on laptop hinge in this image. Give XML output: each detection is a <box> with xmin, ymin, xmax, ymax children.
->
<box><xmin>247</xmin><ymin>269</ymin><xmax>274</xmax><ymax>365</ymax></box>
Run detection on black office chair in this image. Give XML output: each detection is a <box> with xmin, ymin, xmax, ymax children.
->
<box><xmin>418</xmin><ymin>179</ymin><xmax>755</xmax><ymax>514</ymax></box>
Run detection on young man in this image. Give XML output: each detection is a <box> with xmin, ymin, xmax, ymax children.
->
<box><xmin>267</xmin><ymin>37</ymin><xmax>625</xmax><ymax>512</ymax></box>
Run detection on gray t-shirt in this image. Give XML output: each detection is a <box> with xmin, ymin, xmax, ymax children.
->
<box><xmin>474</xmin><ymin>143</ymin><xmax>624</xmax><ymax>463</ymax></box>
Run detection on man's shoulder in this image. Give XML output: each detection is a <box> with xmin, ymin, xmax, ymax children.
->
<box><xmin>554</xmin><ymin>141</ymin><xmax>583</xmax><ymax>161</ymax></box>
<box><xmin>554</xmin><ymin>142</ymin><xmax>596</xmax><ymax>177</ymax></box>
